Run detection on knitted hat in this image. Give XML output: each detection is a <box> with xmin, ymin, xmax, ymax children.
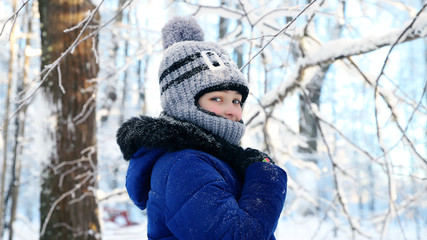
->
<box><xmin>159</xmin><ymin>16</ymin><xmax>249</xmax><ymax>145</ymax></box>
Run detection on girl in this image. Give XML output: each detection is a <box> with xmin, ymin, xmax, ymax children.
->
<box><xmin>117</xmin><ymin>16</ymin><xmax>287</xmax><ymax>240</ymax></box>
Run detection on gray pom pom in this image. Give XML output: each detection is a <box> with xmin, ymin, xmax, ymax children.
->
<box><xmin>161</xmin><ymin>16</ymin><xmax>205</xmax><ymax>50</ymax></box>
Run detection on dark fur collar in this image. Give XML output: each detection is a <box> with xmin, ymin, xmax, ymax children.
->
<box><xmin>116</xmin><ymin>114</ymin><xmax>261</xmax><ymax>181</ymax></box>
<box><xmin>116</xmin><ymin>114</ymin><xmax>226</xmax><ymax>160</ymax></box>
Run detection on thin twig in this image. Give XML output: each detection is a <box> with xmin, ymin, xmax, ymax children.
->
<box><xmin>240</xmin><ymin>0</ymin><xmax>319</xmax><ymax>71</ymax></box>
<box><xmin>299</xmin><ymin>89</ymin><xmax>370</xmax><ymax>239</ymax></box>
<box><xmin>347</xmin><ymin>58</ymin><xmax>426</xmax><ymax>165</ymax></box>
<box><xmin>40</xmin><ymin>174</ymin><xmax>93</xmax><ymax>236</ymax></box>
<box><xmin>0</xmin><ymin>0</ymin><xmax>30</xmax><ymax>39</ymax></box>
<box><xmin>6</xmin><ymin>0</ymin><xmax>134</xmax><ymax>126</ymax></box>
<box><xmin>373</xmin><ymin>2</ymin><xmax>427</xmax><ymax>90</ymax></box>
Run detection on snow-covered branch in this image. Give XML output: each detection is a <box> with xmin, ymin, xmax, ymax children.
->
<box><xmin>257</xmin><ymin>5</ymin><xmax>427</xmax><ymax>110</ymax></box>
<box><xmin>0</xmin><ymin>0</ymin><xmax>30</xmax><ymax>39</ymax></box>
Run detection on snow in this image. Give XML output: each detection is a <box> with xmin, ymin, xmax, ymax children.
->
<box><xmin>102</xmin><ymin>220</ymin><xmax>147</xmax><ymax>240</ymax></box>
<box><xmin>7</xmin><ymin>213</ymin><xmax>426</xmax><ymax>240</ymax></box>
<box><xmin>1</xmin><ymin>0</ymin><xmax>426</xmax><ymax>239</ymax></box>
<box><xmin>9</xmin><ymin>214</ymin><xmax>426</xmax><ymax>240</ymax></box>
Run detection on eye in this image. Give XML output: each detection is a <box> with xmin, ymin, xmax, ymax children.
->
<box><xmin>233</xmin><ymin>99</ymin><xmax>242</xmax><ymax>106</ymax></box>
<box><xmin>210</xmin><ymin>97</ymin><xmax>222</xmax><ymax>102</ymax></box>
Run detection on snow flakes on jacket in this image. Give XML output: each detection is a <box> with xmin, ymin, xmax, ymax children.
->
<box><xmin>116</xmin><ymin>115</ymin><xmax>287</xmax><ymax>240</ymax></box>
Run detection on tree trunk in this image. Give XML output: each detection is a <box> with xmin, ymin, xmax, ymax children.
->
<box><xmin>38</xmin><ymin>1</ymin><xmax>101</xmax><ymax>239</ymax></box>
<box><xmin>297</xmin><ymin>65</ymin><xmax>330</xmax><ymax>160</ymax></box>
<box><xmin>118</xmin><ymin>11</ymin><xmax>130</xmax><ymax>125</ymax></box>
<box><xmin>100</xmin><ymin>0</ymin><xmax>128</xmax><ymax>124</ymax></box>
<box><xmin>0</xmin><ymin>0</ymin><xmax>18</xmax><ymax>237</ymax></box>
<box><xmin>296</xmin><ymin>66</ymin><xmax>328</xmax><ymax>216</ymax></box>
<box><xmin>296</xmin><ymin>0</ymin><xmax>346</xmax><ymax>217</ymax></box>
<box><xmin>8</xmin><ymin>3</ymin><xmax>34</xmax><ymax>239</ymax></box>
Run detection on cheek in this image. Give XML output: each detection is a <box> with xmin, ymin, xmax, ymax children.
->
<box><xmin>203</xmin><ymin>103</ymin><xmax>222</xmax><ymax>115</ymax></box>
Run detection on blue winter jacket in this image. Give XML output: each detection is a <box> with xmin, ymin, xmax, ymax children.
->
<box><xmin>117</xmin><ymin>115</ymin><xmax>287</xmax><ymax>240</ymax></box>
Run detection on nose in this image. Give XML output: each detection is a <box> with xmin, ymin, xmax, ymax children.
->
<box><xmin>224</xmin><ymin>104</ymin><xmax>241</xmax><ymax>121</ymax></box>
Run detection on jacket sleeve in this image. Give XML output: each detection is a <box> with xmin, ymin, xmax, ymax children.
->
<box><xmin>164</xmin><ymin>151</ymin><xmax>287</xmax><ymax>240</ymax></box>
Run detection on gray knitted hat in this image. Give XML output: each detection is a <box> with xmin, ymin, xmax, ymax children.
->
<box><xmin>159</xmin><ymin>16</ymin><xmax>249</xmax><ymax>145</ymax></box>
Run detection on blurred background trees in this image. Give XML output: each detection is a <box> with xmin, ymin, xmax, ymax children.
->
<box><xmin>0</xmin><ymin>0</ymin><xmax>426</xmax><ymax>239</ymax></box>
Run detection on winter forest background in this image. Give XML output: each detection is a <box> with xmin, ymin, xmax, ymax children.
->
<box><xmin>0</xmin><ymin>0</ymin><xmax>426</xmax><ymax>239</ymax></box>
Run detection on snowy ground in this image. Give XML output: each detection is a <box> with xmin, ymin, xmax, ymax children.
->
<box><xmin>102</xmin><ymin>215</ymin><xmax>424</xmax><ymax>240</ymax></box>
<box><xmin>5</xmin><ymin>214</ymin><xmax>424</xmax><ymax>240</ymax></box>
<box><xmin>102</xmin><ymin>222</ymin><xmax>147</xmax><ymax>240</ymax></box>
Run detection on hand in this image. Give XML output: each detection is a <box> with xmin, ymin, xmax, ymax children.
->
<box><xmin>243</xmin><ymin>148</ymin><xmax>275</xmax><ymax>166</ymax></box>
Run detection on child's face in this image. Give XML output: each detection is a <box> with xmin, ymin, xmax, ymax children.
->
<box><xmin>198</xmin><ymin>90</ymin><xmax>243</xmax><ymax>122</ymax></box>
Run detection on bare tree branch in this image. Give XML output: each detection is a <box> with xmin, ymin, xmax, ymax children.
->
<box><xmin>240</xmin><ymin>0</ymin><xmax>319</xmax><ymax>71</ymax></box>
<box><xmin>299</xmin><ymin>88</ymin><xmax>370</xmax><ymax>239</ymax></box>
<box><xmin>249</xmin><ymin>5</ymin><xmax>427</xmax><ymax>118</ymax></box>
<box><xmin>6</xmin><ymin>0</ymin><xmax>135</xmax><ymax>126</ymax></box>
<box><xmin>0</xmin><ymin>0</ymin><xmax>30</xmax><ymax>39</ymax></box>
